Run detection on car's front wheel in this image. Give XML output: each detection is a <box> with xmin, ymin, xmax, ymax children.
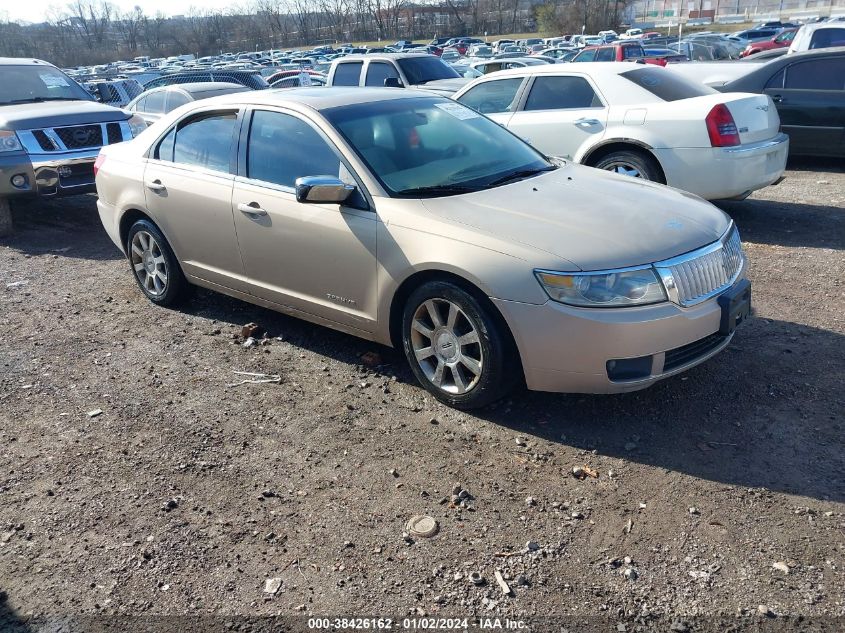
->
<box><xmin>126</xmin><ymin>219</ymin><xmax>187</xmax><ymax>306</ymax></box>
<box><xmin>402</xmin><ymin>281</ymin><xmax>518</xmax><ymax>409</ymax></box>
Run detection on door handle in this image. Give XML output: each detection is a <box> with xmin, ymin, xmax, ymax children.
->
<box><xmin>770</xmin><ymin>94</ymin><xmax>783</xmax><ymax>103</ymax></box>
<box><xmin>574</xmin><ymin>118</ymin><xmax>600</xmax><ymax>127</ymax></box>
<box><xmin>146</xmin><ymin>179</ymin><xmax>166</xmax><ymax>192</ymax></box>
<box><xmin>237</xmin><ymin>202</ymin><xmax>268</xmax><ymax>217</ymax></box>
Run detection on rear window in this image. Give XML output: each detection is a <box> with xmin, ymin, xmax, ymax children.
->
<box><xmin>619</xmin><ymin>67</ymin><xmax>716</xmax><ymax>101</ymax></box>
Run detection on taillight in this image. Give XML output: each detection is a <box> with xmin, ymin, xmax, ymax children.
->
<box><xmin>705</xmin><ymin>104</ymin><xmax>740</xmax><ymax>147</ymax></box>
<box><xmin>93</xmin><ymin>152</ymin><xmax>106</xmax><ymax>177</ymax></box>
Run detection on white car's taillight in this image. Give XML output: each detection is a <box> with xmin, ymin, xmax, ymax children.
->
<box><xmin>705</xmin><ymin>104</ymin><xmax>741</xmax><ymax>147</ymax></box>
<box><xmin>93</xmin><ymin>152</ymin><xmax>106</xmax><ymax>177</ymax></box>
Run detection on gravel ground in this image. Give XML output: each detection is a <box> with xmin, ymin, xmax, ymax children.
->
<box><xmin>0</xmin><ymin>159</ymin><xmax>843</xmax><ymax>631</ymax></box>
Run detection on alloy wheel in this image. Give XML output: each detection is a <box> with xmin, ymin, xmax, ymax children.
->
<box><xmin>130</xmin><ymin>230</ymin><xmax>168</xmax><ymax>297</ymax></box>
<box><xmin>603</xmin><ymin>161</ymin><xmax>643</xmax><ymax>178</ymax></box>
<box><xmin>410</xmin><ymin>298</ymin><xmax>483</xmax><ymax>395</ymax></box>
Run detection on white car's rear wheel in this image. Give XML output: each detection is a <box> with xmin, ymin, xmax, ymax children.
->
<box><xmin>593</xmin><ymin>150</ymin><xmax>662</xmax><ymax>182</ymax></box>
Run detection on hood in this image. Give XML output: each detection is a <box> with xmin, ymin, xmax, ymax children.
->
<box><xmin>421</xmin><ymin>163</ymin><xmax>730</xmax><ymax>271</ymax></box>
<box><xmin>664</xmin><ymin>62</ymin><xmax>755</xmax><ymax>87</ymax></box>
<box><xmin>0</xmin><ymin>100</ymin><xmax>129</xmax><ymax>130</ymax></box>
<box><xmin>416</xmin><ymin>77</ymin><xmax>471</xmax><ymax>95</ymax></box>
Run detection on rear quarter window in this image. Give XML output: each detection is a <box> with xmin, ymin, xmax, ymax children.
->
<box><xmin>619</xmin><ymin>67</ymin><xmax>716</xmax><ymax>101</ymax></box>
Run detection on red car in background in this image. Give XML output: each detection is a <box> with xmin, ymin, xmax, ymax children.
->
<box><xmin>740</xmin><ymin>28</ymin><xmax>798</xmax><ymax>57</ymax></box>
<box><xmin>571</xmin><ymin>42</ymin><xmax>668</xmax><ymax>66</ymax></box>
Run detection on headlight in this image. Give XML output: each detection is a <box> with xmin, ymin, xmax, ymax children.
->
<box><xmin>535</xmin><ymin>267</ymin><xmax>667</xmax><ymax>308</ymax></box>
<box><xmin>0</xmin><ymin>130</ymin><xmax>23</xmax><ymax>153</ymax></box>
<box><xmin>126</xmin><ymin>114</ymin><xmax>147</xmax><ymax>138</ymax></box>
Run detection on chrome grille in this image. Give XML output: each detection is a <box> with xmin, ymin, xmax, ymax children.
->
<box><xmin>54</xmin><ymin>124</ymin><xmax>103</xmax><ymax>149</ymax></box>
<box><xmin>656</xmin><ymin>225</ymin><xmax>744</xmax><ymax>307</ymax></box>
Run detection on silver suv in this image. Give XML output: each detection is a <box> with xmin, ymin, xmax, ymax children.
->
<box><xmin>0</xmin><ymin>58</ymin><xmax>146</xmax><ymax>234</ymax></box>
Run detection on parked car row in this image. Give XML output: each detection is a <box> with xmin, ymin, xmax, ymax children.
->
<box><xmin>4</xmin><ymin>29</ymin><xmax>841</xmax><ymax>409</ymax></box>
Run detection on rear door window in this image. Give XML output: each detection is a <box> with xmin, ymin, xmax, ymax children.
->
<box><xmin>784</xmin><ymin>58</ymin><xmax>845</xmax><ymax>90</ymax></box>
<box><xmin>619</xmin><ymin>67</ymin><xmax>715</xmax><ymax>101</ymax></box>
<box><xmin>171</xmin><ymin>112</ymin><xmax>237</xmax><ymax>173</ymax></box>
<box><xmin>144</xmin><ymin>90</ymin><xmax>167</xmax><ymax>113</ymax></box>
<box><xmin>165</xmin><ymin>91</ymin><xmax>190</xmax><ymax>113</ymax></box>
<box><xmin>333</xmin><ymin>62</ymin><xmax>363</xmax><ymax>86</ymax></box>
<box><xmin>365</xmin><ymin>62</ymin><xmax>400</xmax><ymax>87</ymax></box>
<box><xmin>456</xmin><ymin>77</ymin><xmax>525</xmax><ymax>114</ymax></box>
<box><xmin>595</xmin><ymin>47</ymin><xmax>615</xmax><ymax>61</ymax></box>
<box><xmin>523</xmin><ymin>76</ymin><xmax>603</xmax><ymax>111</ymax></box>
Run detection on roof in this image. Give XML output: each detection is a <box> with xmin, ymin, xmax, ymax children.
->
<box><xmin>148</xmin><ymin>81</ymin><xmax>247</xmax><ymax>94</ymax></box>
<box><xmin>0</xmin><ymin>58</ymin><xmax>54</xmax><ymax>67</ymax></box>
<box><xmin>200</xmin><ymin>87</ymin><xmax>442</xmax><ymax>111</ymax></box>
<box><xmin>337</xmin><ymin>52</ymin><xmax>433</xmax><ymax>61</ymax></box>
<box><xmin>472</xmin><ymin>61</ymin><xmax>650</xmax><ymax>79</ymax></box>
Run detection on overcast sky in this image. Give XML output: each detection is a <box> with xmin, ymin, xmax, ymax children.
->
<box><xmin>2</xmin><ymin>0</ymin><xmax>245</xmax><ymax>24</ymax></box>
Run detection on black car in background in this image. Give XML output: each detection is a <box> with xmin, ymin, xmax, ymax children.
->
<box><xmin>142</xmin><ymin>70</ymin><xmax>270</xmax><ymax>91</ymax></box>
<box><xmin>718</xmin><ymin>47</ymin><xmax>845</xmax><ymax>157</ymax></box>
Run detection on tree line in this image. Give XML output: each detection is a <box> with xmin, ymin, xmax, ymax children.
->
<box><xmin>0</xmin><ymin>0</ymin><xmax>630</xmax><ymax>67</ymax></box>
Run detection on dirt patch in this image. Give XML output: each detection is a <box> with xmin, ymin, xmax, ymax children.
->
<box><xmin>1</xmin><ymin>159</ymin><xmax>843</xmax><ymax>626</ymax></box>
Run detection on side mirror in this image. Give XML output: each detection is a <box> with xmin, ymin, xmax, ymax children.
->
<box><xmin>383</xmin><ymin>77</ymin><xmax>404</xmax><ymax>88</ymax></box>
<box><xmin>295</xmin><ymin>176</ymin><xmax>356</xmax><ymax>204</ymax></box>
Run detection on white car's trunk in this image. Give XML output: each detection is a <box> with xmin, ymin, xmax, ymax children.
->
<box><xmin>722</xmin><ymin>94</ymin><xmax>781</xmax><ymax>144</ymax></box>
<box><xmin>646</xmin><ymin>93</ymin><xmax>780</xmax><ymax>147</ymax></box>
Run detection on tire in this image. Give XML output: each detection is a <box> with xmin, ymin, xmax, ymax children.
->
<box><xmin>401</xmin><ymin>281</ymin><xmax>519</xmax><ymax>409</ymax></box>
<box><xmin>126</xmin><ymin>218</ymin><xmax>188</xmax><ymax>307</ymax></box>
<box><xmin>592</xmin><ymin>149</ymin><xmax>662</xmax><ymax>182</ymax></box>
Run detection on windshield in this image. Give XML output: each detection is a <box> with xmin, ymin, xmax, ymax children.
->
<box><xmin>323</xmin><ymin>97</ymin><xmax>554</xmax><ymax>198</ymax></box>
<box><xmin>396</xmin><ymin>56</ymin><xmax>460</xmax><ymax>84</ymax></box>
<box><xmin>0</xmin><ymin>65</ymin><xmax>93</xmax><ymax>104</ymax></box>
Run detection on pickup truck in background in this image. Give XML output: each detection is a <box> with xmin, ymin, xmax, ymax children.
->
<box><xmin>571</xmin><ymin>42</ymin><xmax>673</xmax><ymax>66</ymax></box>
<box><xmin>0</xmin><ymin>57</ymin><xmax>146</xmax><ymax>235</ymax></box>
<box><xmin>325</xmin><ymin>53</ymin><xmax>470</xmax><ymax>96</ymax></box>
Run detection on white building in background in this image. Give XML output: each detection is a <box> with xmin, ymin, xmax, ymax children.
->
<box><xmin>626</xmin><ymin>0</ymin><xmax>845</xmax><ymax>26</ymax></box>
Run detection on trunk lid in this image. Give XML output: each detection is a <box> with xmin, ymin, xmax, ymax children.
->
<box><xmin>722</xmin><ymin>93</ymin><xmax>781</xmax><ymax>144</ymax></box>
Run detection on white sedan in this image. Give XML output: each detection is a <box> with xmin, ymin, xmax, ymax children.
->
<box><xmin>452</xmin><ymin>62</ymin><xmax>788</xmax><ymax>200</ymax></box>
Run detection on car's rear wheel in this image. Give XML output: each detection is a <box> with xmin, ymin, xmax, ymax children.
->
<box><xmin>592</xmin><ymin>149</ymin><xmax>662</xmax><ymax>182</ymax></box>
<box><xmin>402</xmin><ymin>281</ymin><xmax>517</xmax><ymax>409</ymax></box>
<box><xmin>126</xmin><ymin>219</ymin><xmax>187</xmax><ymax>306</ymax></box>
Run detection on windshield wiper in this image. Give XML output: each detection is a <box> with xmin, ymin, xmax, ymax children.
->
<box><xmin>395</xmin><ymin>184</ymin><xmax>479</xmax><ymax>198</ymax></box>
<box><xmin>485</xmin><ymin>165</ymin><xmax>556</xmax><ymax>187</ymax></box>
<box><xmin>4</xmin><ymin>97</ymin><xmax>82</xmax><ymax>104</ymax></box>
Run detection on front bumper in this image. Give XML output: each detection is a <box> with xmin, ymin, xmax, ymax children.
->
<box><xmin>655</xmin><ymin>134</ymin><xmax>789</xmax><ymax>200</ymax></box>
<box><xmin>494</xmin><ymin>277</ymin><xmax>749</xmax><ymax>394</ymax></box>
<box><xmin>0</xmin><ymin>148</ymin><xmax>101</xmax><ymax>198</ymax></box>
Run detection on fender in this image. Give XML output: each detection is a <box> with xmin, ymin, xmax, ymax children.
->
<box><xmin>577</xmin><ymin>137</ymin><xmax>656</xmax><ymax>164</ymax></box>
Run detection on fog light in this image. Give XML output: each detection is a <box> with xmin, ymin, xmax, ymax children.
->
<box><xmin>606</xmin><ymin>355</ymin><xmax>653</xmax><ymax>381</ymax></box>
<box><xmin>11</xmin><ymin>174</ymin><xmax>26</xmax><ymax>188</ymax></box>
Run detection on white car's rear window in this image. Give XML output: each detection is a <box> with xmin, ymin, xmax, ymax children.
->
<box><xmin>620</xmin><ymin>67</ymin><xmax>717</xmax><ymax>101</ymax></box>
